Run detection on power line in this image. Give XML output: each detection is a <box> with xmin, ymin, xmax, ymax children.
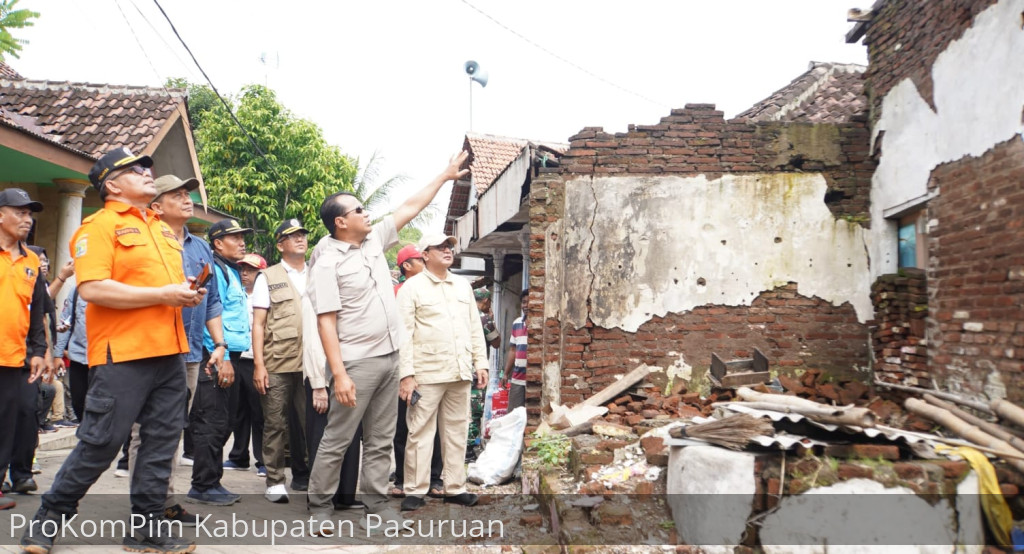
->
<box><xmin>126</xmin><ymin>0</ymin><xmax>203</xmax><ymax>84</ymax></box>
<box><xmin>150</xmin><ymin>0</ymin><xmax>286</xmax><ymax>183</ymax></box>
<box><xmin>458</xmin><ymin>0</ymin><xmax>671</xmax><ymax>109</ymax></box>
<box><xmin>112</xmin><ymin>0</ymin><xmax>169</xmax><ymax>90</ymax></box>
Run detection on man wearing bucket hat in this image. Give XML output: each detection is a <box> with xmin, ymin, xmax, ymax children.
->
<box><xmin>21</xmin><ymin>148</ymin><xmax>201</xmax><ymax>553</ymax></box>
<box><xmin>395</xmin><ymin>232</ymin><xmax>488</xmax><ymax>510</ymax></box>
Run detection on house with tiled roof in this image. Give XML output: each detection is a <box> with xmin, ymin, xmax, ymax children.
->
<box><xmin>736</xmin><ymin>61</ymin><xmax>867</xmax><ymax>123</ymax></box>
<box><xmin>443</xmin><ymin>132</ymin><xmax>566</xmax><ymax>390</ymax></box>
<box><xmin>0</xmin><ymin>60</ymin><xmax>224</xmax><ymax>300</ymax></box>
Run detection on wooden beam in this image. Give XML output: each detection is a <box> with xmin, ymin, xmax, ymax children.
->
<box><xmin>0</xmin><ymin>124</ymin><xmax>93</xmax><ymax>174</ymax></box>
<box><xmin>582</xmin><ymin>364</ymin><xmax>653</xmax><ymax>407</ymax></box>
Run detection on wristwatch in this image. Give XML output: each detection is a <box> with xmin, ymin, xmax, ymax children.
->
<box><xmin>214</xmin><ymin>341</ymin><xmax>228</xmax><ymax>349</ymax></box>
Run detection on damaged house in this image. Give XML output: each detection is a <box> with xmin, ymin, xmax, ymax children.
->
<box><xmin>451</xmin><ymin>0</ymin><xmax>1024</xmax><ymax>548</ymax></box>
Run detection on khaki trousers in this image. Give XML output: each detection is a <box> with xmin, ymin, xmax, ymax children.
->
<box><xmin>307</xmin><ymin>352</ymin><xmax>398</xmax><ymax>516</ymax></box>
<box><xmin>259</xmin><ymin>371</ymin><xmax>306</xmax><ymax>486</ymax></box>
<box><xmin>404</xmin><ymin>379</ymin><xmax>471</xmax><ymax>497</ymax></box>
<box><xmin>129</xmin><ymin>361</ymin><xmax>199</xmax><ymax>504</ymax></box>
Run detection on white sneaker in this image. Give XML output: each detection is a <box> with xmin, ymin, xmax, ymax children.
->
<box><xmin>264</xmin><ymin>484</ymin><xmax>289</xmax><ymax>503</ymax></box>
<box><xmin>114</xmin><ymin>469</ymin><xmax>129</xmax><ymax>478</ymax></box>
<box><xmin>178</xmin><ymin>456</ymin><xmax>194</xmax><ymax>467</ymax></box>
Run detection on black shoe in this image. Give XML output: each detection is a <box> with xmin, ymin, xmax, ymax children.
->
<box><xmin>290</xmin><ymin>480</ymin><xmax>308</xmax><ymax>492</ymax></box>
<box><xmin>19</xmin><ymin>508</ymin><xmax>61</xmax><ymax>554</ymax></box>
<box><xmin>12</xmin><ymin>478</ymin><xmax>38</xmax><ymax>494</ymax></box>
<box><xmin>333</xmin><ymin>500</ymin><xmax>366</xmax><ymax>510</ymax></box>
<box><xmin>400</xmin><ymin>496</ymin><xmax>426</xmax><ymax>511</ymax></box>
<box><xmin>442</xmin><ymin>492</ymin><xmax>478</xmax><ymax>507</ymax></box>
<box><xmin>123</xmin><ymin>532</ymin><xmax>195</xmax><ymax>553</ymax></box>
<box><xmin>164</xmin><ymin>504</ymin><xmax>201</xmax><ymax>527</ymax></box>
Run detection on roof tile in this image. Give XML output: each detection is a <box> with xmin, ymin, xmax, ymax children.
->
<box><xmin>0</xmin><ymin>78</ymin><xmax>184</xmax><ymax>158</ymax></box>
<box><xmin>736</xmin><ymin>62</ymin><xmax>867</xmax><ymax>123</ymax></box>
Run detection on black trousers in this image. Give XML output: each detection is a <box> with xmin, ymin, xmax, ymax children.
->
<box><xmin>2</xmin><ymin>366</ymin><xmax>38</xmax><ymax>484</ymax></box>
<box><xmin>188</xmin><ymin>350</ymin><xmax>238</xmax><ymax>491</ymax></box>
<box><xmin>289</xmin><ymin>388</ymin><xmax>310</xmax><ymax>485</ymax></box>
<box><xmin>228</xmin><ymin>357</ymin><xmax>264</xmax><ymax>468</ymax></box>
<box><xmin>68</xmin><ymin>360</ymin><xmax>89</xmax><ymax>423</ymax></box>
<box><xmin>393</xmin><ymin>395</ymin><xmax>442</xmax><ymax>489</ymax></box>
<box><xmin>40</xmin><ymin>353</ymin><xmax>186</xmax><ymax>516</ymax></box>
<box><xmin>304</xmin><ymin>379</ymin><xmax>359</xmax><ymax>504</ymax></box>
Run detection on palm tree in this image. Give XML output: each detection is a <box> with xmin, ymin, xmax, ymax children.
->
<box><xmin>0</xmin><ymin>0</ymin><xmax>40</xmax><ymax>62</ymax></box>
<box><xmin>353</xmin><ymin>150</ymin><xmax>437</xmax><ymax>230</ymax></box>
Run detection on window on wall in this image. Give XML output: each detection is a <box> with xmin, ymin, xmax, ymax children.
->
<box><xmin>897</xmin><ymin>210</ymin><xmax>928</xmax><ymax>269</ymax></box>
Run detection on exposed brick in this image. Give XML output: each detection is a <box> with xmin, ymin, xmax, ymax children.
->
<box><xmin>823</xmin><ymin>444</ymin><xmax>901</xmax><ymax>461</ymax></box>
<box><xmin>837</xmin><ymin>463</ymin><xmax>874</xmax><ymax>480</ymax></box>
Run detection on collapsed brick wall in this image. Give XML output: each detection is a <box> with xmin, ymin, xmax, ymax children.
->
<box><xmin>553</xmin><ymin>285</ymin><xmax>867</xmax><ymax>404</ymax></box>
<box><xmin>871</xmin><ymin>268</ymin><xmax>929</xmax><ymax>386</ymax></box>
<box><xmin>926</xmin><ymin>137</ymin><xmax>1024</xmax><ymax>401</ymax></box>
<box><xmin>863</xmin><ymin>0</ymin><xmax>1000</xmax><ymax>117</ymax></box>
<box><xmin>524</xmin><ymin>105</ymin><xmax>875</xmax><ymax>412</ymax></box>
<box><xmin>561</xmin><ymin>104</ymin><xmax>874</xmax><ymax>222</ymax></box>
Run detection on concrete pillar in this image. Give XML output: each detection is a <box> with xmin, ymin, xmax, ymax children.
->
<box><xmin>519</xmin><ymin>228</ymin><xmax>530</xmax><ymax>292</ymax></box>
<box><xmin>53</xmin><ymin>179</ymin><xmax>90</xmax><ymax>308</ymax></box>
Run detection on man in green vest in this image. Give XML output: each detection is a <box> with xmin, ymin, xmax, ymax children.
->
<box><xmin>252</xmin><ymin>219</ymin><xmax>310</xmax><ymax>503</ymax></box>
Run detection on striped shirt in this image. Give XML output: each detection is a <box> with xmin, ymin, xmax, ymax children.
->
<box><xmin>510</xmin><ymin>315</ymin><xmax>527</xmax><ymax>386</ymax></box>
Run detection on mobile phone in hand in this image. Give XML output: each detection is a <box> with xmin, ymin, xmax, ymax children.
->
<box><xmin>191</xmin><ymin>263</ymin><xmax>213</xmax><ymax>291</ymax></box>
<box><xmin>410</xmin><ymin>390</ymin><xmax>421</xmax><ymax>406</ymax></box>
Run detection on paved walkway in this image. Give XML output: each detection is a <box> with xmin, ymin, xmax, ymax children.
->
<box><xmin>1</xmin><ymin>429</ymin><xmax>517</xmax><ymax>553</ymax></box>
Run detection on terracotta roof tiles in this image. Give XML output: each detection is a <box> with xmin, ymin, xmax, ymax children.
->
<box><xmin>464</xmin><ymin>133</ymin><xmax>530</xmax><ymax>195</ymax></box>
<box><xmin>0</xmin><ymin>77</ymin><xmax>184</xmax><ymax>158</ymax></box>
<box><xmin>736</xmin><ymin>62</ymin><xmax>867</xmax><ymax>123</ymax></box>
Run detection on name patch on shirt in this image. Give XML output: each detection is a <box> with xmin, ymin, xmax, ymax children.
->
<box><xmin>268</xmin><ymin>283</ymin><xmax>289</xmax><ymax>291</ymax></box>
<box><xmin>115</xmin><ymin>227</ymin><xmax>141</xmax><ymax>237</ymax></box>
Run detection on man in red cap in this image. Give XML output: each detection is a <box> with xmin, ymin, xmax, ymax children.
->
<box><xmin>393</xmin><ymin>244</ymin><xmax>423</xmax><ymax>294</ymax></box>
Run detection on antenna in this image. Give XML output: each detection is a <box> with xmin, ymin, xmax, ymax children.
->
<box><xmin>464</xmin><ymin>60</ymin><xmax>488</xmax><ymax>131</ymax></box>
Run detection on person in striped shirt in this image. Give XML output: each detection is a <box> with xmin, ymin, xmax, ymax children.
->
<box><xmin>501</xmin><ymin>291</ymin><xmax>529</xmax><ymax>411</ymax></box>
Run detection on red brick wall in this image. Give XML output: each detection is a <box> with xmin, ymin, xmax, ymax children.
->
<box><xmin>550</xmin><ymin>284</ymin><xmax>867</xmax><ymax>404</ymax></box>
<box><xmin>863</xmin><ymin>0</ymin><xmax>999</xmax><ymax>115</ymax></box>
<box><xmin>524</xmin><ymin>105</ymin><xmax>874</xmax><ymax>413</ymax></box>
<box><xmin>926</xmin><ymin>137</ymin><xmax>1024</xmax><ymax>400</ymax></box>
<box><xmin>561</xmin><ymin>104</ymin><xmax>874</xmax><ymax>221</ymax></box>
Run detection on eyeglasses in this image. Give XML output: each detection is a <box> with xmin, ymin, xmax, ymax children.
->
<box><xmin>341</xmin><ymin>205</ymin><xmax>365</xmax><ymax>217</ymax></box>
<box><xmin>114</xmin><ymin>165</ymin><xmax>153</xmax><ymax>179</ymax></box>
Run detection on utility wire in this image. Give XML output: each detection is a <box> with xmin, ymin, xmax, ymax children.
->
<box><xmin>458</xmin><ymin>0</ymin><xmax>671</xmax><ymax>109</ymax></box>
<box><xmin>126</xmin><ymin>0</ymin><xmax>203</xmax><ymax>84</ymax></box>
<box><xmin>151</xmin><ymin>0</ymin><xmax>285</xmax><ymax>182</ymax></box>
<box><xmin>112</xmin><ymin>0</ymin><xmax>170</xmax><ymax>90</ymax></box>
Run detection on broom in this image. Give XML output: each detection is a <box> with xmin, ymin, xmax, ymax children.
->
<box><xmin>669</xmin><ymin>414</ymin><xmax>774</xmax><ymax>450</ymax></box>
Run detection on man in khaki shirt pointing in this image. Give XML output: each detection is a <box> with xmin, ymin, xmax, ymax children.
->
<box><xmin>396</xmin><ymin>232</ymin><xmax>488</xmax><ymax>511</ymax></box>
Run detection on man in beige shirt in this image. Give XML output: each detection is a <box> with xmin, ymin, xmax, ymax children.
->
<box><xmin>304</xmin><ymin>152</ymin><xmax>468</xmax><ymax>534</ymax></box>
<box><xmin>396</xmin><ymin>232</ymin><xmax>488</xmax><ymax>511</ymax></box>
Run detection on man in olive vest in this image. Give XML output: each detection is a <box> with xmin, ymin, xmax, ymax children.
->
<box><xmin>252</xmin><ymin>219</ymin><xmax>310</xmax><ymax>503</ymax></box>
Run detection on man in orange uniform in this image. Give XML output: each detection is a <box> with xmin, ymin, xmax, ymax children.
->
<box><xmin>0</xmin><ymin>188</ymin><xmax>49</xmax><ymax>512</ymax></box>
<box><xmin>20</xmin><ymin>148</ymin><xmax>203</xmax><ymax>554</ymax></box>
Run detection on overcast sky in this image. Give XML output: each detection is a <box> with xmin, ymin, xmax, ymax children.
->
<box><xmin>13</xmin><ymin>0</ymin><xmax>867</xmax><ymax>230</ymax></box>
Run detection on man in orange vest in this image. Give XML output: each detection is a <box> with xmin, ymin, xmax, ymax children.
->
<box><xmin>0</xmin><ymin>188</ymin><xmax>48</xmax><ymax>512</ymax></box>
<box><xmin>20</xmin><ymin>148</ymin><xmax>203</xmax><ymax>554</ymax></box>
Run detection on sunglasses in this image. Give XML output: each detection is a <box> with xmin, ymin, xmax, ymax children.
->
<box><xmin>114</xmin><ymin>165</ymin><xmax>153</xmax><ymax>178</ymax></box>
<box><xmin>342</xmin><ymin>205</ymin><xmax>365</xmax><ymax>217</ymax></box>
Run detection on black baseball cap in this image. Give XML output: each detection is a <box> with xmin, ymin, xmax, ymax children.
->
<box><xmin>274</xmin><ymin>218</ymin><xmax>308</xmax><ymax>242</ymax></box>
<box><xmin>0</xmin><ymin>188</ymin><xmax>43</xmax><ymax>212</ymax></box>
<box><xmin>89</xmin><ymin>147</ymin><xmax>154</xmax><ymax>189</ymax></box>
<box><xmin>208</xmin><ymin>219</ymin><xmax>254</xmax><ymax>241</ymax></box>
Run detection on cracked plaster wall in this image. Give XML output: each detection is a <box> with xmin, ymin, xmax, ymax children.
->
<box><xmin>866</xmin><ymin>0</ymin><xmax>1024</xmax><ymax>279</ymax></box>
<box><xmin>561</xmin><ymin>173</ymin><xmax>872</xmax><ymax>333</ymax></box>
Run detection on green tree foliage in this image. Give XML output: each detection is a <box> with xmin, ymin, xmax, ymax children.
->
<box><xmin>0</xmin><ymin>0</ymin><xmax>39</xmax><ymax>61</ymax></box>
<box><xmin>184</xmin><ymin>83</ymin><xmax>356</xmax><ymax>259</ymax></box>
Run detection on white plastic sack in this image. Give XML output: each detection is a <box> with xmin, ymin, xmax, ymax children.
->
<box><xmin>467</xmin><ymin>406</ymin><xmax>527</xmax><ymax>486</ymax></box>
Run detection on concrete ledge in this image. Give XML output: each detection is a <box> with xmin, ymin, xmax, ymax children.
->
<box><xmin>37</xmin><ymin>428</ymin><xmax>78</xmax><ymax>452</ymax></box>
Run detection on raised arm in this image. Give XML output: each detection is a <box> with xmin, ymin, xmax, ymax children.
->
<box><xmin>392</xmin><ymin>151</ymin><xmax>469</xmax><ymax>232</ymax></box>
